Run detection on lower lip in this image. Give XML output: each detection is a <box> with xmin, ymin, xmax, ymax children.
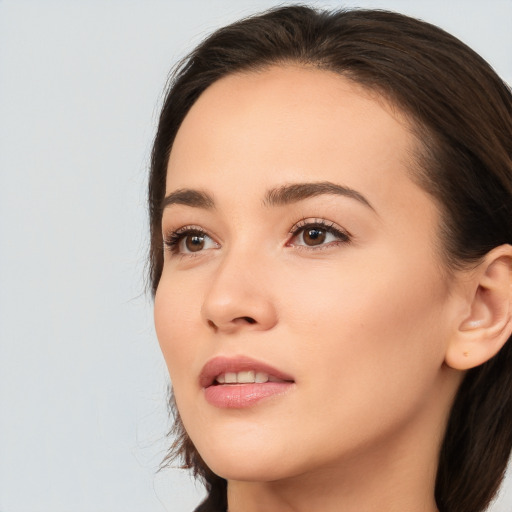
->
<box><xmin>204</xmin><ymin>382</ymin><xmax>293</xmax><ymax>408</ymax></box>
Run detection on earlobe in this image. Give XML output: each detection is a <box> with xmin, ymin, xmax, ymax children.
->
<box><xmin>445</xmin><ymin>245</ymin><xmax>512</xmax><ymax>371</ymax></box>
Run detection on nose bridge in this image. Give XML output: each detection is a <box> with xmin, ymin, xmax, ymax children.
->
<box><xmin>201</xmin><ymin>241</ymin><xmax>277</xmax><ymax>332</ymax></box>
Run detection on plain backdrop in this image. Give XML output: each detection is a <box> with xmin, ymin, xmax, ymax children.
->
<box><xmin>1</xmin><ymin>1</ymin><xmax>511</xmax><ymax>511</ymax></box>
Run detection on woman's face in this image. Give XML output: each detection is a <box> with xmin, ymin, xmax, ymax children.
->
<box><xmin>154</xmin><ymin>66</ymin><xmax>462</xmax><ymax>482</ymax></box>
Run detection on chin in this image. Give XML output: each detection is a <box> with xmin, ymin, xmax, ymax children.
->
<box><xmin>193</xmin><ymin>433</ymin><xmax>299</xmax><ymax>483</ymax></box>
<box><xmin>204</xmin><ymin>455</ymin><xmax>293</xmax><ymax>483</ymax></box>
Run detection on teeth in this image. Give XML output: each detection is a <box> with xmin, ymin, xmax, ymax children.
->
<box><xmin>215</xmin><ymin>371</ymin><xmax>275</xmax><ymax>384</ymax></box>
<box><xmin>224</xmin><ymin>372</ymin><xmax>237</xmax><ymax>384</ymax></box>
<box><xmin>237</xmin><ymin>371</ymin><xmax>255</xmax><ymax>383</ymax></box>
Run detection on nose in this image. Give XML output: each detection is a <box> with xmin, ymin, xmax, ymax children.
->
<box><xmin>200</xmin><ymin>251</ymin><xmax>278</xmax><ymax>334</ymax></box>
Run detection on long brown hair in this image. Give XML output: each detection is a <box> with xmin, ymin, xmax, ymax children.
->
<box><xmin>148</xmin><ymin>6</ymin><xmax>512</xmax><ymax>512</ymax></box>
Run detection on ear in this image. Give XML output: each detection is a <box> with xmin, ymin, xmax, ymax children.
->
<box><xmin>445</xmin><ymin>244</ymin><xmax>512</xmax><ymax>371</ymax></box>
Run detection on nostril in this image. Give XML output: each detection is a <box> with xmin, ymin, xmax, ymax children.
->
<box><xmin>240</xmin><ymin>316</ymin><xmax>256</xmax><ymax>324</ymax></box>
<box><xmin>206</xmin><ymin>316</ymin><xmax>258</xmax><ymax>330</ymax></box>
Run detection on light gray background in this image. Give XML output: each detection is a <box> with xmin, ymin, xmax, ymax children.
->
<box><xmin>1</xmin><ymin>1</ymin><xmax>511</xmax><ymax>511</ymax></box>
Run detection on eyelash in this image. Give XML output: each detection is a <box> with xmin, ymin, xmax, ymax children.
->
<box><xmin>163</xmin><ymin>219</ymin><xmax>352</xmax><ymax>256</ymax></box>
<box><xmin>288</xmin><ymin>218</ymin><xmax>352</xmax><ymax>249</ymax></box>
<box><xmin>163</xmin><ymin>225</ymin><xmax>212</xmax><ymax>255</ymax></box>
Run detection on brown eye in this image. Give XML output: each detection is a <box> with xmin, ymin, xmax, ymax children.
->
<box><xmin>185</xmin><ymin>234</ymin><xmax>205</xmax><ymax>252</ymax></box>
<box><xmin>164</xmin><ymin>228</ymin><xmax>219</xmax><ymax>255</ymax></box>
<box><xmin>289</xmin><ymin>221</ymin><xmax>351</xmax><ymax>249</ymax></box>
<box><xmin>303</xmin><ymin>228</ymin><xmax>326</xmax><ymax>246</ymax></box>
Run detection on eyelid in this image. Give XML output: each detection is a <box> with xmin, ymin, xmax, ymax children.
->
<box><xmin>287</xmin><ymin>218</ymin><xmax>352</xmax><ymax>247</ymax></box>
<box><xmin>163</xmin><ymin>225</ymin><xmax>220</xmax><ymax>255</ymax></box>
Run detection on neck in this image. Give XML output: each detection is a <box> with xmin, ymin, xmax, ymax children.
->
<box><xmin>227</xmin><ymin>448</ymin><xmax>439</xmax><ymax>512</ymax></box>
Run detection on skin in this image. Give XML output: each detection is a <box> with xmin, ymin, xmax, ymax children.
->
<box><xmin>154</xmin><ymin>66</ymin><xmax>471</xmax><ymax>512</ymax></box>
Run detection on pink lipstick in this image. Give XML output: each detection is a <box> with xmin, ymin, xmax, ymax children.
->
<box><xmin>200</xmin><ymin>356</ymin><xmax>295</xmax><ymax>409</ymax></box>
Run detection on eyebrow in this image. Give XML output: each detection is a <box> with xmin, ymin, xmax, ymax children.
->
<box><xmin>161</xmin><ymin>188</ymin><xmax>215</xmax><ymax>210</ymax></box>
<box><xmin>263</xmin><ymin>181</ymin><xmax>375</xmax><ymax>211</ymax></box>
<box><xmin>161</xmin><ymin>181</ymin><xmax>375</xmax><ymax>212</ymax></box>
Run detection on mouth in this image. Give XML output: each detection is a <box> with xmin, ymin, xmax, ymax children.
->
<box><xmin>200</xmin><ymin>356</ymin><xmax>294</xmax><ymax>387</ymax></box>
<box><xmin>200</xmin><ymin>356</ymin><xmax>295</xmax><ymax>408</ymax></box>
<box><xmin>214</xmin><ymin>370</ymin><xmax>288</xmax><ymax>385</ymax></box>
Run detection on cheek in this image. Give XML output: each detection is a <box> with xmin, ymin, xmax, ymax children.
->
<box><xmin>282</xmin><ymin>254</ymin><xmax>450</xmax><ymax>406</ymax></box>
<box><xmin>262</xmin><ymin>260</ymin><xmax>452</xmax><ymax>469</ymax></box>
<box><xmin>284</xmin><ymin>254</ymin><xmax>447</xmax><ymax>343</ymax></box>
<box><xmin>154</xmin><ymin>275</ymin><xmax>203</xmax><ymax>381</ymax></box>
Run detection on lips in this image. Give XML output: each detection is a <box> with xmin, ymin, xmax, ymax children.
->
<box><xmin>200</xmin><ymin>356</ymin><xmax>294</xmax><ymax>388</ymax></box>
<box><xmin>200</xmin><ymin>356</ymin><xmax>295</xmax><ymax>408</ymax></box>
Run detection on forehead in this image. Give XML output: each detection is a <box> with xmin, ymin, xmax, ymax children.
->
<box><xmin>166</xmin><ymin>65</ymin><xmax>431</xmax><ymax>221</ymax></box>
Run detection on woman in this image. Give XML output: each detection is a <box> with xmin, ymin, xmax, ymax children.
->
<box><xmin>148</xmin><ymin>6</ymin><xmax>512</xmax><ymax>512</ymax></box>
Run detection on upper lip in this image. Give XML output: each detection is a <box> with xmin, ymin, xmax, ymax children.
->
<box><xmin>199</xmin><ymin>355</ymin><xmax>295</xmax><ymax>388</ymax></box>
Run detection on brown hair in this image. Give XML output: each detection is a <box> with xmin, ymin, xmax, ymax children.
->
<box><xmin>148</xmin><ymin>6</ymin><xmax>512</xmax><ymax>512</ymax></box>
